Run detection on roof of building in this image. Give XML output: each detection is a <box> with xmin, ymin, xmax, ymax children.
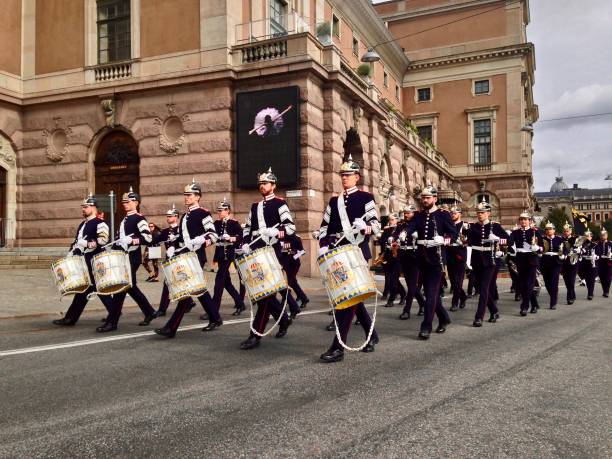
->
<box><xmin>550</xmin><ymin>176</ymin><xmax>568</xmax><ymax>192</ymax></box>
<box><xmin>535</xmin><ymin>186</ymin><xmax>612</xmax><ymax>199</ymax></box>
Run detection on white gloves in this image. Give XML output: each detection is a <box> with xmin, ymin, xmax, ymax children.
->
<box><xmin>411</xmin><ymin>231</ymin><xmax>418</xmax><ymax>239</ymax></box>
<box><xmin>387</xmin><ymin>236</ymin><xmax>394</xmax><ymax>244</ymax></box>
<box><xmin>167</xmin><ymin>233</ymin><xmax>178</xmax><ymax>242</ymax></box>
<box><xmin>559</xmin><ymin>254</ymin><xmax>566</xmax><ymax>260</ymax></box>
<box><xmin>312</xmin><ymin>230</ymin><xmax>320</xmax><ymax>240</ymax></box>
<box><xmin>76</xmin><ymin>239</ymin><xmax>88</xmax><ymax>250</ymax></box>
<box><xmin>241</xmin><ymin>243</ymin><xmax>251</xmax><ymax>255</ymax></box>
<box><xmin>433</xmin><ymin>235</ymin><xmax>445</xmax><ymax>245</ymax></box>
<box><xmin>260</xmin><ymin>227</ymin><xmax>279</xmax><ymax>238</ymax></box>
<box><xmin>523</xmin><ymin>242</ymin><xmax>532</xmax><ymax>250</ymax></box>
<box><xmin>531</xmin><ymin>244</ymin><xmax>540</xmax><ymax>252</ymax></box>
<box><xmin>495</xmin><ymin>251</ymin><xmax>503</xmax><ymax>258</ymax></box>
<box><xmin>399</xmin><ymin>232</ymin><xmax>407</xmax><ymax>242</ymax></box>
<box><xmin>352</xmin><ymin>218</ymin><xmax>367</xmax><ymax>232</ymax></box>
<box><xmin>318</xmin><ymin>246</ymin><xmax>329</xmax><ymax>256</ymax></box>
<box><xmin>166</xmin><ymin>246</ymin><xmax>175</xmax><ymax>258</ymax></box>
<box><xmin>489</xmin><ymin>234</ymin><xmax>500</xmax><ymax>242</ymax></box>
<box><xmin>293</xmin><ymin>249</ymin><xmax>305</xmax><ymax>260</ymax></box>
<box><xmin>222</xmin><ymin>233</ymin><xmax>231</xmax><ymax>241</ymax></box>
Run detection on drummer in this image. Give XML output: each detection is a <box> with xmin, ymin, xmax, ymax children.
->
<box><xmin>318</xmin><ymin>155</ymin><xmax>381</xmax><ymax>363</ymax></box>
<box><xmin>155</xmin><ymin>179</ymin><xmax>219</xmax><ymax>338</ymax></box>
<box><xmin>97</xmin><ymin>187</ymin><xmax>159</xmax><ymax>332</ymax></box>
<box><xmin>52</xmin><ymin>193</ymin><xmax>115</xmax><ymax>326</ymax></box>
<box><xmin>152</xmin><ymin>204</ymin><xmax>195</xmax><ymax>317</ymax></box>
<box><xmin>212</xmin><ymin>198</ymin><xmax>246</xmax><ymax>317</ymax></box>
<box><xmin>238</xmin><ymin>167</ymin><xmax>295</xmax><ymax>350</ymax></box>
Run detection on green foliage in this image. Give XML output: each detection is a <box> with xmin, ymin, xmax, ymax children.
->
<box><xmin>356</xmin><ymin>63</ymin><xmax>372</xmax><ymax>77</ymax></box>
<box><xmin>603</xmin><ymin>218</ymin><xmax>612</xmax><ymax>234</ymax></box>
<box><xmin>316</xmin><ymin>22</ymin><xmax>331</xmax><ymax>36</ymax></box>
<box><xmin>587</xmin><ymin>222</ymin><xmax>601</xmax><ymax>239</ymax></box>
<box><xmin>540</xmin><ymin>207</ymin><xmax>570</xmax><ymax>231</ymax></box>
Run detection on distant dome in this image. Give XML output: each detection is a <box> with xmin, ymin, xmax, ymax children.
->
<box><xmin>550</xmin><ymin>176</ymin><xmax>568</xmax><ymax>192</ymax></box>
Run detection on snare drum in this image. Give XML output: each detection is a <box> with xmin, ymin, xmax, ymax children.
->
<box><xmin>236</xmin><ymin>246</ymin><xmax>287</xmax><ymax>303</ymax></box>
<box><xmin>317</xmin><ymin>244</ymin><xmax>377</xmax><ymax>309</ymax></box>
<box><xmin>92</xmin><ymin>250</ymin><xmax>132</xmax><ymax>295</ymax></box>
<box><xmin>161</xmin><ymin>251</ymin><xmax>207</xmax><ymax>302</ymax></box>
<box><xmin>51</xmin><ymin>255</ymin><xmax>91</xmax><ymax>296</ymax></box>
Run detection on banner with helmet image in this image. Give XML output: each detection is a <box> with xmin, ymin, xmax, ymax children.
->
<box><xmin>236</xmin><ymin>87</ymin><xmax>300</xmax><ymax>188</ymax></box>
<box><xmin>571</xmin><ymin>208</ymin><xmax>590</xmax><ymax>236</ymax></box>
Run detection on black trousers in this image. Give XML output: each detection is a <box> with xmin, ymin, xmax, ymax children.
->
<box><xmin>578</xmin><ymin>261</ymin><xmax>596</xmax><ymax>297</ymax></box>
<box><xmin>249</xmin><ymin>294</ymin><xmax>290</xmax><ymax>338</ymax></box>
<box><xmin>64</xmin><ymin>257</ymin><xmax>114</xmax><ymax>322</ymax></box>
<box><xmin>561</xmin><ymin>262</ymin><xmax>578</xmax><ymax>302</ymax></box>
<box><xmin>399</xmin><ymin>251</ymin><xmax>425</xmax><ymax>314</ymax></box>
<box><xmin>387</xmin><ymin>259</ymin><xmax>405</xmax><ymax>301</ymax></box>
<box><xmin>329</xmin><ymin>302</ymin><xmax>379</xmax><ymax>351</ymax></box>
<box><xmin>541</xmin><ymin>260</ymin><xmax>561</xmax><ymax>307</ymax></box>
<box><xmin>516</xmin><ymin>254</ymin><xmax>539</xmax><ymax>311</ymax></box>
<box><xmin>447</xmin><ymin>261</ymin><xmax>467</xmax><ymax>307</ymax></box>
<box><xmin>157</xmin><ymin>283</ymin><xmax>196</xmax><ymax>314</ymax></box>
<box><xmin>473</xmin><ymin>263</ymin><xmax>499</xmax><ymax>321</ymax></box>
<box><xmin>164</xmin><ymin>291</ymin><xmax>217</xmax><ymax>333</ymax></box>
<box><xmin>212</xmin><ymin>259</ymin><xmax>244</xmax><ymax>310</ymax></box>
<box><xmin>598</xmin><ymin>259</ymin><xmax>611</xmax><ymax>295</ymax></box>
<box><xmin>420</xmin><ymin>263</ymin><xmax>451</xmax><ymax>333</ymax></box>
<box><xmin>107</xmin><ymin>259</ymin><xmax>155</xmax><ymax>325</ymax></box>
<box><xmin>284</xmin><ymin>258</ymin><xmax>308</xmax><ymax>302</ymax></box>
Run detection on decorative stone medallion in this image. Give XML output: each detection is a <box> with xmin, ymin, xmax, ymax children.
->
<box><xmin>42</xmin><ymin>128</ymin><xmax>71</xmax><ymax>163</ymax></box>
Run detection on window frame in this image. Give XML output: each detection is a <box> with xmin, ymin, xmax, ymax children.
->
<box><xmin>96</xmin><ymin>0</ymin><xmax>132</xmax><ymax>65</ymax></box>
<box><xmin>270</xmin><ymin>0</ymin><xmax>289</xmax><ymax>36</ymax></box>
<box><xmin>473</xmin><ymin>118</ymin><xmax>492</xmax><ymax>165</ymax></box>
<box><xmin>332</xmin><ymin>14</ymin><xmax>340</xmax><ymax>38</ymax></box>
<box><xmin>352</xmin><ymin>36</ymin><xmax>359</xmax><ymax>57</ymax></box>
<box><xmin>473</xmin><ymin>78</ymin><xmax>491</xmax><ymax>96</ymax></box>
<box><xmin>416</xmin><ymin>125</ymin><xmax>433</xmax><ymax>143</ymax></box>
<box><xmin>416</xmin><ymin>86</ymin><xmax>432</xmax><ymax>103</ymax></box>
<box><xmin>383</xmin><ymin>70</ymin><xmax>388</xmax><ymax>88</ymax></box>
<box><xmin>466</xmin><ymin>106</ymin><xmax>498</xmax><ymax>167</ymax></box>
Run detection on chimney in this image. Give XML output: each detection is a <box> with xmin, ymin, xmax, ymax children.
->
<box><xmin>573</xmin><ymin>184</ymin><xmax>578</xmax><ymax>189</ymax></box>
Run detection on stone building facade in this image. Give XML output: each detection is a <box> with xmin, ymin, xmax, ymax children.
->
<box><xmin>375</xmin><ymin>0</ymin><xmax>538</xmax><ymax>226</ymax></box>
<box><xmin>0</xmin><ymin>0</ymin><xmax>457</xmax><ymax>275</ymax></box>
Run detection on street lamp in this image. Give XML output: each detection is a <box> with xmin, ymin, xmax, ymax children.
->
<box><xmin>361</xmin><ymin>48</ymin><xmax>381</xmax><ymax>63</ymax></box>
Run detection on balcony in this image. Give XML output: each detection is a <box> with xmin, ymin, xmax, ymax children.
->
<box><xmin>235</xmin><ymin>13</ymin><xmax>310</xmax><ymax>44</ymax></box>
<box><xmin>91</xmin><ymin>60</ymin><xmax>133</xmax><ymax>82</ymax></box>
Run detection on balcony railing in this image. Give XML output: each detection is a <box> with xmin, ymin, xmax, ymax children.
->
<box><xmin>473</xmin><ymin>163</ymin><xmax>493</xmax><ymax>172</ymax></box>
<box><xmin>93</xmin><ymin>60</ymin><xmax>133</xmax><ymax>82</ymax></box>
<box><xmin>235</xmin><ymin>13</ymin><xmax>310</xmax><ymax>44</ymax></box>
<box><xmin>240</xmin><ymin>40</ymin><xmax>288</xmax><ymax>63</ymax></box>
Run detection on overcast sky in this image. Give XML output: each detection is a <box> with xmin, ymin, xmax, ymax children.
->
<box><xmin>372</xmin><ymin>0</ymin><xmax>612</xmax><ymax>191</ymax></box>
<box><xmin>528</xmin><ymin>0</ymin><xmax>612</xmax><ymax>191</ymax></box>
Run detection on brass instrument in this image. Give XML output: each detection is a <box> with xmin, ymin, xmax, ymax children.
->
<box><xmin>372</xmin><ymin>252</ymin><xmax>386</xmax><ymax>267</ymax></box>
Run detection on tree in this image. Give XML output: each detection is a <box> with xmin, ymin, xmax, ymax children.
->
<box><xmin>539</xmin><ymin>207</ymin><xmax>569</xmax><ymax>231</ymax></box>
<box><xmin>603</xmin><ymin>218</ymin><xmax>612</xmax><ymax>234</ymax></box>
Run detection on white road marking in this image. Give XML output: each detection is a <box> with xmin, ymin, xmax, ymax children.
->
<box><xmin>0</xmin><ymin>307</ymin><xmax>347</xmax><ymax>357</ymax></box>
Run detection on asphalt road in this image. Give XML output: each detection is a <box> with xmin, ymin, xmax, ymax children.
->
<box><xmin>0</xmin><ymin>283</ymin><xmax>610</xmax><ymax>458</ymax></box>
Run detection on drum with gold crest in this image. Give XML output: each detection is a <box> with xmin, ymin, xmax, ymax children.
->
<box><xmin>51</xmin><ymin>256</ymin><xmax>92</xmax><ymax>296</ymax></box>
<box><xmin>92</xmin><ymin>250</ymin><xmax>132</xmax><ymax>295</ymax></box>
<box><xmin>161</xmin><ymin>251</ymin><xmax>207</xmax><ymax>302</ymax></box>
<box><xmin>236</xmin><ymin>246</ymin><xmax>287</xmax><ymax>303</ymax></box>
<box><xmin>317</xmin><ymin>244</ymin><xmax>377</xmax><ymax>310</ymax></box>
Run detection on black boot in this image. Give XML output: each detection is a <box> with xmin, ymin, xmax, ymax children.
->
<box><xmin>52</xmin><ymin>317</ymin><xmax>76</xmax><ymax>326</ymax></box>
<box><xmin>240</xmin><ymin>336</ymin><xmax>260</xmax><ymax>350</ymax></box>
<box><xmin>320</xmin><ymin>348</ymin><xmax>344</xmax><ymax>362</ymax></box>
<box><xmin>202</xmin><ymin>319</ymin><xmax>223</xmax><ymax>332</ymax></box>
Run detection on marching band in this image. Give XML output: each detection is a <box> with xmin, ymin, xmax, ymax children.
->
<box><xmin>51</xmin><ymin>158</ymin><xmax>612</xmax><ymax>363</ymax></box>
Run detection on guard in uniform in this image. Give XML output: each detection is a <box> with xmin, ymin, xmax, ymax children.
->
<box><xmin>52</xmin><ymin>194</ymin><xmax>115</xmax><ymax>326</ymax></box>
<box><xmin>151</xmin><ymin>204</ymin><xmax>194</xmax><ymax>316</ymax></box>
<box><xmin>560</xmin><ymin>222</ymin><xmax>579</xmax><ymax>304</ymax></box>
<box><xmin>212</xmin><ymin>198</ymin><xmax>245</xmax><ymax>316</ymax></box>
<box><xmin>279</xmin><ymin>233</ymin><xmax>308</xmax><ymax>318</ymax></box>
<box><xmin>239</xmin><ymin>168</ymin><xmax>295</xmax><ymax>350</ymax></box>
<box><xmin>540</xmin><ymin>222</ymin><xmax>566</xmax><ymax>309</ymax></box>
<box><xmin>446</xmin><ymin>206</ymin><xmax>468</xmax><ymax>311</ymax></box>
<box><xmin>464</xmin><ymin>199</ymin><xmax>508</xmax><ymax>326</ymax></box>
<box><xmin>318</xmin><ymin>155</ymin><xmax>381</xmax><ymax>362</ymax></box>
<box><xmin>381</xmin><ymin>214</ymin><xmax>405</xmax><ymax>307</ymax></box>
<box><xmin>509</xmin><ymin>211</ymin><xmax>542</xmax><ymax>316</ymax></box>
<box><xmin>412</xmin><ymin>184</ymin><xmax>457</xmax><ymax>340</ymax></box>
<box><xmin>578</xmin><ymin>230</ymin><xmax>598</xmax><ymax>300</ymax></box>
<box><xmin>97</xmin><ymin>188</ymin><xmax>158</xmax><ymax>332</ymax></box>
<box><xmin>395</xmin><ymin>205</ymin><xmax>426</xmax><ymax>320</ymax></box>
<box><xmin>154</xmin><ymin>180</ymin><xmax>219</xmax><ymax>338</ymax></box>
<box><xmin>595</xmin><ymin>229</ymin><xmax>611</xmax><ymax>297</ymax></box>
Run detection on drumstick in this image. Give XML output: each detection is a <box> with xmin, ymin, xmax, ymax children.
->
<box><xmin>171</xmin><ymin>231</ymin><xmax>216</xmax><ymax>257</ymax></box>
<box><xmin>102</xmin><ymin>233</ymin><xmax>134</xmax><ymax>249</ymax></box>
<box><xmin>248</xmin><ymin>105</ymin><xmax>293</xmax><ymax>135</ymax></box>
<box><xmin>248</xmin><ymin>223</ymin><xmax>280</xmax><ymax>247</ymax></box>
<box><xmin>332</xmin><ymin>212</ymin><xmax>368</xmax><ymax>247</ymax></box>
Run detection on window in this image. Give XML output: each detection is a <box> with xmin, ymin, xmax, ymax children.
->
<box><xmin>473</xmin><ymin>119</ymin><xmax>492</xmax><ymax>164</ymax></box>
<box><xmin>395</xmin><ymin>84</ymin><xmax>400</xmax><ymax>100</ymax></box>
<box><xmin>477</xmin><ymin>194</ymin><xmax>490</xmax><ymax>204</ymax></box>
<box><xmin>97</xmin><ymin>0</ymin><xmax>131</xmax><ymax>64</ymax></box>
<box><xmin>383</xmin><ymin>71</ymin><xmax>388</xmax><ymax>88</ymax></box>
<box><xmin>332</xmin><ymin>14</ymin><xmax>340</xmax><ymax>37</ymax></box>
<box><xmin>417</xmin><ymin>87</ymin><xmax>431</xmax><ymax>102</ymax></box>
<box><xmin>270</xmin><ymin>0</ymin><xmax>288</xmax><ymax>36</ymax></box>
<box><xmin>605</xmin><ymin>213</ymin><xmax>609</xmax><ymax>221</ymax></box>
<box><xmin>595</xmin><ymin>213</ymin><xmax>601</xmax><ymax>221</ymax></box>
<box><xmin>417</xmin><ymin>125</ymin><xmax>433</xmax><ymax>143</ymax></box>
<box><xmin>474</xmin><ymin>79</ymin><xmax>490</xmax><ymax>95</ymax></box>
<box><xmin>352</xmin><ymin>36</ymin><xmax>359</xmax><ymax>56</ymax></box>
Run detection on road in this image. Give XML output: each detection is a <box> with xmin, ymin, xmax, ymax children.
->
<box><xmin>0</xmin><ymin>282</ymin><xmax>610</xmax><ymax>458</ymax></box>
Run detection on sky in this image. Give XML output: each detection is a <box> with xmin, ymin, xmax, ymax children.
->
<box><xmin>372</xmin><ymin>0</ymin><xmax>612</xmax><ymax>191</ymax></box>
<box><xmin>528</xmin><ymin>0</ymin><xmax>612</xmax><ymax>191</ymax></box>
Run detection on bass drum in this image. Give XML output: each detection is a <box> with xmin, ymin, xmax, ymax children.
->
<box><xmin>51</xmin><ymin>255</ymin><xmax>91</xmax><ymax>296</ymax></box>
<box><xmin>236</xmin><ymin>246</ymin><xmax>287</xmax><ymax>303</ymax></box>
<box><xmin>318</xmin><ymin>244</ymin><xmax>377</xmax><ymax>310</ymax></box>
<box><xmin>161</xmin><ymin>251</ymin><xmax>207</xmax><ymax>302</ymax></box>
<box><xmin>92</xmin><ymin>250</ymin><xmax>132</xmax><ymax>295</ymax></box>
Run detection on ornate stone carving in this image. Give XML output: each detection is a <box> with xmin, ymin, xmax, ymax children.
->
<box><xmin>352</xmin><ymin>105</ymin><xmax>363</xmax><ymax>129</ymax></box>
<box><xmin>156</xmin><ymin>109</ymin><xmax>190</xmax><ymax>155</ymax></box>
<box><xmin>42</xmin><ymin>127</ymin><xmax>72</xmax><ymax>163</ymax></box>
<box><xmin>0</xmin><ymin>136</ymin><xmax>15</xmax><ymax>165</ymax></box>
<box><xmin>101</xmin><ymin>99</ymin><xmax>116</xmax><ymax>127</ymax></box>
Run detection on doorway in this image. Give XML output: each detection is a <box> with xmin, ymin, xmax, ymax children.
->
<box><xmin>94</xmin><ymin>131</ymin><xmax>139</xmax><ymax>236</ymax></box>
<box><xmin>0</xmin><ymin>168</ymin><xmax>6</xmax><ymax>246</ymax></box>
